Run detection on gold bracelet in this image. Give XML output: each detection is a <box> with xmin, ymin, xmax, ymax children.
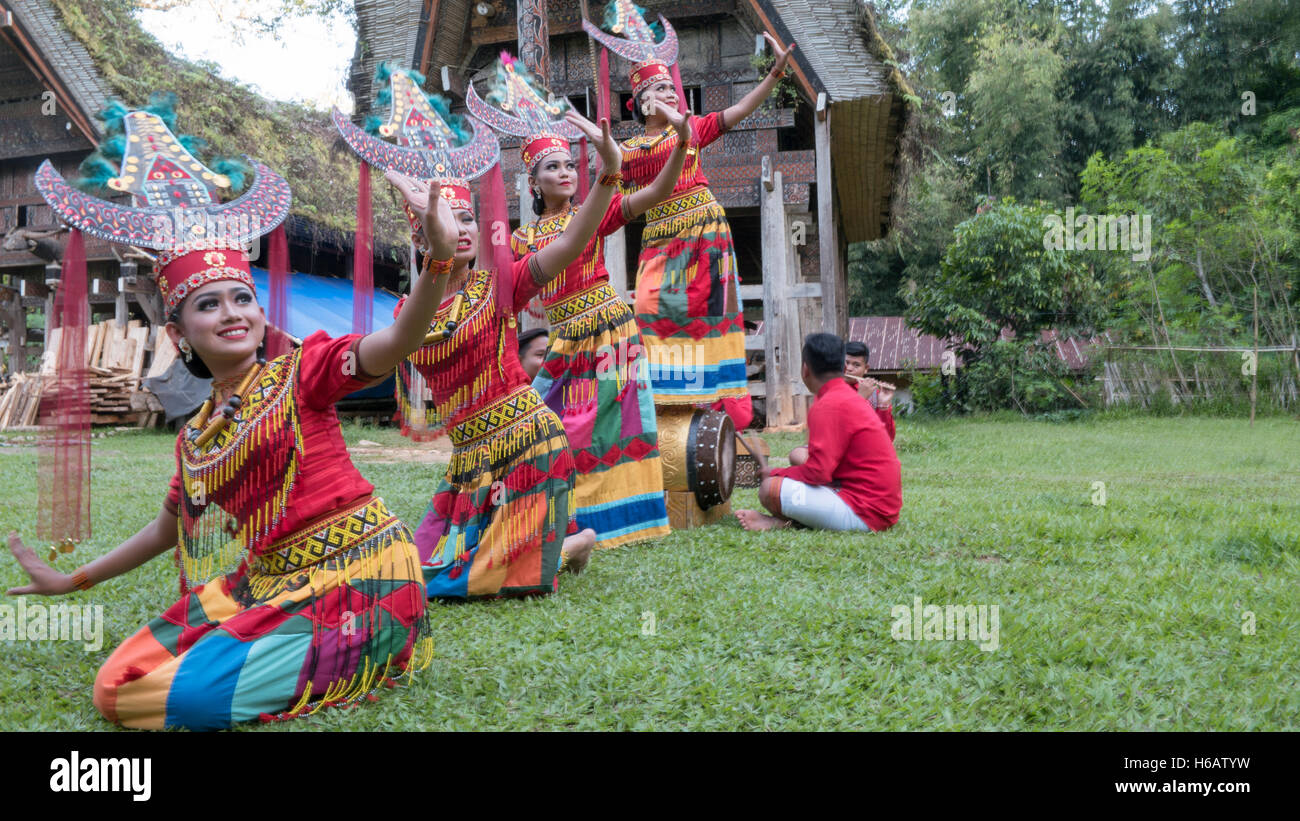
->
<box><xmin>598</xmin><ymin>171</ymin><xmax>622</xmax><ymax>188</ymax></box>
<box><xmin>71</xmin><ymin>567</ymin><xmax>93</xmax><ymax>591</ymax></box>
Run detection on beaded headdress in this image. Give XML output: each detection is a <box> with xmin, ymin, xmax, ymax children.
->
<box><xmin>465</xmin><ymin>52</ymin><xmax>583</xmax><ymax>173</ymax></box>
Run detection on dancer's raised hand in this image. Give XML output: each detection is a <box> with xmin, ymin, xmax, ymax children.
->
<box><xmin>385</xmin><ymin>170</ymin><xmax>457</xmax><ymax>259</ymax></box>
<box><xmin>566</xmin><ymin>112</ymin><xmax>621</xmax><ymax>177</ymax></box>
<box><xmin>657</xmin><ymin>101</ymin><xmax>693</xmax><ymax>145</ymax></box>
<box><xmin>763</xmin><ymin>32</ymin><xmax>796</xmax><ymax>74</ymax></box>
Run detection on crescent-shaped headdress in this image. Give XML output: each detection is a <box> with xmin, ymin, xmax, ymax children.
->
<box><xmin>34</xmin><ymin>100</ymin><xmax>291</xmax><ymax>312</ymax></box>
<box><xmin>582</xmin><ymin>0</ymin><xmax>678</xmax><ymax>66</ymax></box>
<box><xmin>332</xmin><ymin>64</ymin><xmax>500</xmax><ymax>184</ymax></box>
<box><xmin>466</xmin><ymin>52</ymin><xmax>583</xmax><ymax>172</ymax></box>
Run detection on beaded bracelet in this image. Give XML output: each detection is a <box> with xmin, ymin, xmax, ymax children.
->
<box><xmin>422</xmin><ymin>255</ymin><xmax>454</xmax><ymax>277</ymax></box>
<box><xmin>71</xmin><ymin>568</ymin><xmax>93</xmax><ymax>591</ymax></box>
<box><xmin>598</xmin><ymin>171</ymin><xmax>623</xmax><ymax>188</ymax></box>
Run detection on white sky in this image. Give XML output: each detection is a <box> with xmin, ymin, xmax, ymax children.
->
<box><xmin>136</xmin><ymin>2</ymin><xmax>357</xmax><ymax>113</ymax></box>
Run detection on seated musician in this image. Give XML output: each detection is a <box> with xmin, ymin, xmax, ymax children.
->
<box><xmin>736</xmin><ymin>333</ymin><xmax>901</xmax><ymax>533</ymax></box>
<box><xmin>517</xmin><ymin>327</ymin><xmax>549</xmax><ymax>382</ymax></box>
<box><xmin>789</xmin><ymin>339</ymin><xmax>895</xmax><ymax>466</ymax></box>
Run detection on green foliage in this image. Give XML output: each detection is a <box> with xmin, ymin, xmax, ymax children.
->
<box><xmin>748</xmin><ymin>53</ymin><xmax>799</xmax><ymax>109</ymax></box>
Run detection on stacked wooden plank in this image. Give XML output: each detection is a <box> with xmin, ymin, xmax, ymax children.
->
<box><xmin>0</xmin><ymin>374</ymin><xmax>48</xmax><ymax>428</ymax></box>
<box><xmin>0</xmin><ymin>320</ymin><xmax>158</xmax><ymax>429</ymax></box>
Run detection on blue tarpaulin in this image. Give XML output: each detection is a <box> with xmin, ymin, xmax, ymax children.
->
<box><xmin>248</xmin><ymin>267</ymin><xmax>401</xmax><ymax>400</ymax></box>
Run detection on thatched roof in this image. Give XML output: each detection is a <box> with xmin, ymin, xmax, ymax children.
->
<box><xmin>348</xmin><ymin>0</ymin><xmax>424</xmax><ymax>116</ymax></box>
<box><xmin>763</xmin><ymin>0</ymin><xmax>911</xmax><ymax>243</ymax></box>
<box><xmin>45</xmin><ymin>0</ymin><xmax>409</xmax><ymax>258</ymax></box>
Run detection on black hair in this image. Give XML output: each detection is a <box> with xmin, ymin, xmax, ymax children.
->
<box><xmin>802</xmin><ymin>332</ymin><xmax>845</xmax><ymax>377</ymax></box>
<box><xmin>844</xmin><ymin>340</ymin><xmax>869</xmax><ymax>362</ymax></box>
<box><xmin>517</xmin><ymin>327</ymin><xmax>549</xmax><ymax>352</ymax></box>
<box><xmin>167</xmin><ymin>303</ymin><xmax>267</xmax><ymax>380</ymax></box>
<box><xmin>631</xmin><ymin>94</ymin><xmax>646</xmax><ymax>125</ymax></box>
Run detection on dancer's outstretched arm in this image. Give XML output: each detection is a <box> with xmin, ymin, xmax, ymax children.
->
<box><xmin>531</xmin><ymin>115</ymin><xmax>622</xmax><ymax>282</ymax></box>
<box><xmin>723</xmin><ymin>33</ymin><xmax>797</xmax><ymax>128</ymax></box>
<box><xmin>7</xmin><ymin>511</ymin><xmax>176</xmax><ymax>596</ymax></box>
<box><xmin>355</xmin><ymin>172</ymin><xmax>457</xmax><ymax>376</ymax></box>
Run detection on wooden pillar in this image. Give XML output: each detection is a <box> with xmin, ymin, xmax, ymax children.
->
<box><xmin>815</xmin><ymin>92</ymin><xmax>846</xmax><ymax>338</ymax></box>
<box><xmin>517</xmin><ymin>0</ymin><xmax>550</xmax><ymax>82</ymax></box>
<box><xmin>44</xmin><ymin>262</ymin><xmax>59</xmax><ymax>331</ymax></box>
<box><xmin>2</xmin><ymin>283</ymin><xmax>26</xmax><ymax>374</ymax></box>
<box><xmin>760</xmin><ymin>155</ymin><xmax>794</xmax><ymax>427</ymax></box>
<box><xmin>515</xmin><ymin>172</ymin><xmax>546</xmax><ymax>332</ymax></box>
<box><xmin>605</xmin><ymin>227</ymin><xmax>629</xmax><ymax>301</ymax></box>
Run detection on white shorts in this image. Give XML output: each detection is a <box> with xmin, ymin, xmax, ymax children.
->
<box><xmin>776</xmin><ymin>478</ymin><xmax>874</xmax><ymax>532</ymax></box>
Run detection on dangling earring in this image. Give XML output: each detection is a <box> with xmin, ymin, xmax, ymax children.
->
<box><xmin>641</xmin><ymin>98</ymin><xmax>655</xmax><ymax>117</ymax></box>
<box><xmin>178</xmin><ymin>337</ymin><xmax>193</xmax><ymax>362</ymax></box>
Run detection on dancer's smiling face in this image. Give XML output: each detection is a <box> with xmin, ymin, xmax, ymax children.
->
<box><xmin>531</xmin><ymin>151</ymin><xmax>577</xmax><ymax>208</ymax></box>
<box><xmin>165</xmin><ymin>281</ymin><xmax>266</xmax><ymax>372</ymax></box>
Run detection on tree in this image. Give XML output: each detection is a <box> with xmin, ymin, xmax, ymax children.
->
<box><xmin>905</xmin><ymin>199</ymin><xmax>1105</xmax><ymax>411</ymax></box>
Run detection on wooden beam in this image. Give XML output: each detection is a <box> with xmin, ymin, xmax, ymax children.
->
<box><xmin>760</xmin><ymin>160</ymin><xmax>793</xmax><ymax>426</ymax></box>
<box><xmin>605</xmin><ymin>227</ymin><xmax>629</xmax><ymax>302</ymax></box>
<box><xmin>815</xmin><ymin>100</ymin><xmax>845</xmax><ymax>336</ymax></box>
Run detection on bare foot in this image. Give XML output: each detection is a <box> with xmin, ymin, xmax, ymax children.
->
<box><xmin>735</xmin><ymin>509</ymin><xmax>790</xmax><ymax>532</ymax></box>
<box><xmin>561</xmin><ymin>528</ymin><xmax>596</xmax><ymax>575</ymax></box>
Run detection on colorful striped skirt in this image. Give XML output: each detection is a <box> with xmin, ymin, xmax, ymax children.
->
<box><xmin>415</xmin><ymin>384</ymin><xmax>576</xmax><ymax>599</ymax></box>
<box><xmin>632</xmin><ymin>186</ymin><xmax>749</xmax><ymax>405</ymax></box>
<box><xmin>534</xmin><ymin>281</ymin><xmax>670</xmax><ymax>550</ymax></box>
<box><xmin>93</xmin><ymin>496</ymin><xmax>431</xmax><ymax>730</ymax></box>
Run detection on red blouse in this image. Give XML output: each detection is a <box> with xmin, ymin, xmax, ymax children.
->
<box><xmin>509</xmin><ymin>196</ymin><xmax>630</xmax><ymax>305</ymax></box>
<box><xmin>394</xmin><ymin>257</ymin><xmax>545</xmax><ymax>437</ymax></box>
<box><xmin>620</xmin><ymin>112</ymin><xmax>727</xmax><ymax>194</ymax></box>
<box><xmin>165</xmin><ymin>331</ymin><xmax>380</xmax><ymax>551</ymax></box>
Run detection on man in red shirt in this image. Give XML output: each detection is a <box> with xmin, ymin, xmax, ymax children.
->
<box><xmin>736</xmin><ymin>333</ymin><xmax>902</xmax><ymax>532</ymax></box>
<box><xmin>789</xmin><ymin>340</ymin><xmax>894</xmax><ymax>468</ymax></box>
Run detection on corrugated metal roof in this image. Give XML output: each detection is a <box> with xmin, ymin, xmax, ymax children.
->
<box><xmin>10</xmin><ymin>0</ymin><xmax>111</xmax><ymax>136</ymax></box>
<box><xmin>846</xmin><ymin>316</ymin><xmax>950</xmax><ymax>372</ymax></box>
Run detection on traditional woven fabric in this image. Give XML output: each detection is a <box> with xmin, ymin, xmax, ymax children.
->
<box><xmin>92</xmin><ymin>333</ymin><xmax>430</xmax><ymax>731</ymax></box>
<box><xmin>621</xmin><ymin>113</ymin><xmax>747</xmax><ymax>405</ymax></box>
<box><xmin>396</xmin><ymin>265</ymin><xmax>579</xmax><ymax>598</ymax></box>
<box><xmin>511</xmin><ymin>212</ymin><xmax>669</xmax><ymax>549</ymax></box>
<box><xmin>94</xmin><ymin>496</ymin><xmax>430</xmax><ymax>730</ymax></box>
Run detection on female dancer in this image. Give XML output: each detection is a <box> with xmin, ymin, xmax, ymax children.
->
<box><xmin>586</xmin><ymin>2</ymin><xmax>796</xmax><ymax>429</ymax></box>
<box><xmin>6</xmin><ymin>100</ymin><xmax>457</xmax><ymax>729</ymax></box>
<box><xmin>467</xmin><ymin>55</ymin><xmax>692</xmax><ymax>549</ymax></box>
<box><xmin>385</xmin><ymin>115</ymin><xmax>628</xmax><ymax>600</ymax></box>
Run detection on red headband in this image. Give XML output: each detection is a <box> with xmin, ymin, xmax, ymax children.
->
<box><xmin>522</xmin><ymin>134</ymin><xmax>570</xmax><ymax>172</ymax></box>
<box><xmin>155</xmin><ymin>248</ymin><xmax>255</xmax><ymax>313</ymax></box>
<box><xmin>631</xmin><ymin>60</ymin><xmax>672</xmax><ymax>99</ymax></box>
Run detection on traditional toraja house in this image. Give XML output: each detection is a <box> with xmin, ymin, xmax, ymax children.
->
<box><xmin>349</xmin><ymin>0</ymin><xmax>911</xmax><ymax>427</ymax></box>
<box><xmin>0</xmin><ymin>0</ymin><xmax>410</xmax><ymax>392</ymax></box>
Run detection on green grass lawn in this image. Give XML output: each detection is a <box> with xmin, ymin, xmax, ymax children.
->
<box><xmin>2</xmin><ymin>415</ymin><xmax>1298</xmax><ymax>730</ymax></box>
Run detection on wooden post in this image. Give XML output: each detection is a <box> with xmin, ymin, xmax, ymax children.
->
<box><xmin>605</xmin><ymin>227</ymin><xmax>629</xmax><ymax>301</ymax></box>
<box><xmin>517</xmin><ymin>0</ymin><xmax>550</xmax><ymax>82</ymax></box>
<box><xmin>760</xmin><ymin>155</ymin><xmax>794</xmax><ymax>426</ymax></box>
<box><xmin>2</xmin><ymin>283</ymin><xmax>26</xmax><ymax>374</ymax></box>
<box><xmin>1251</xmin><ymin>285</ymin><xmax>1258</xmax><ymax>427</ymax></box>
<box><xmin>814</xmin><ymin>92</ymin><xmax>845</xmax><ymax>337</ymax></box>
<box><xmin>44</xmin><ymin>262</ymin><xmax>60</xmax><ymax>331</ymax></box>
<box><xmin>515</xmin><ymin>172</ymin><xmax>546</xmax><ymax>332</ymax></box>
